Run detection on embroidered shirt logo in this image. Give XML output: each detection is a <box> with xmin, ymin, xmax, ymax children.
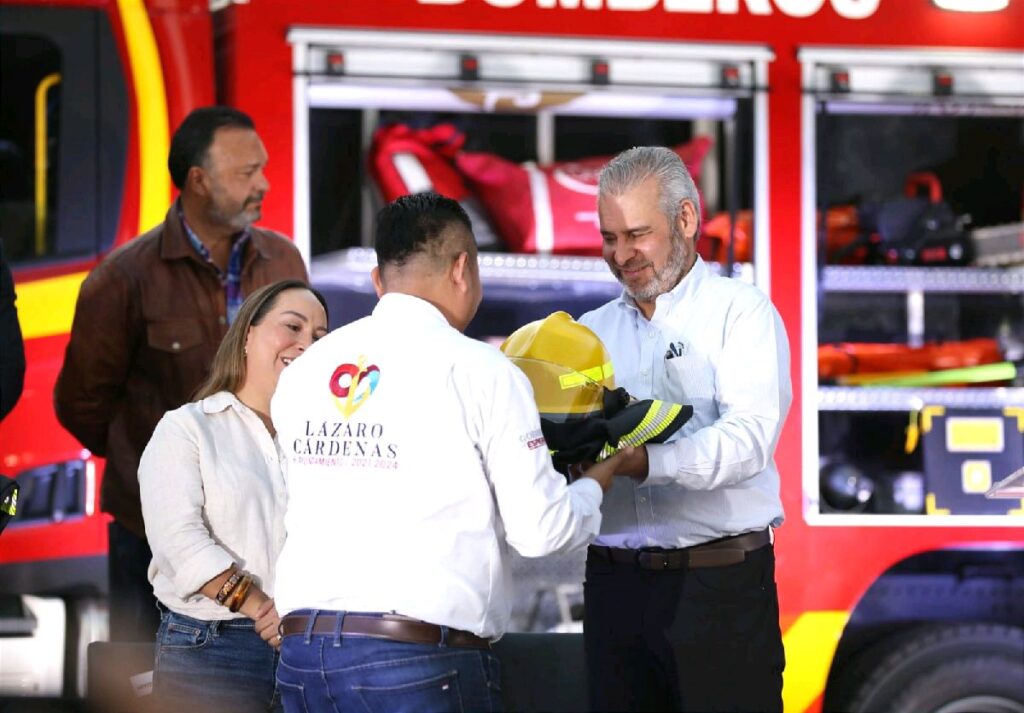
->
<box><xmin>665</xmin><ymin>341</ymin><xmax>687</xmax><ymax>360</ymax></box>
<box><xmin>520</xmin><ymin>429</ymin><xmax>546</xmax><ymax>451</ymax></box>
<box><xmin>329</xmin><ymin>356</ymin><xmax>380</xmax><ymax>419</ymax></box>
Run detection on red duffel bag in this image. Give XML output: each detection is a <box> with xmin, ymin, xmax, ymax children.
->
<box><xmin>368</xmin><ymin>123</ymin><xmax>501</xmax><ymax>248</ymax></box>
<box><xmin>456</xmin><ymin>136</ymin><xmax>713</xmax><ymax>255</ymax></box>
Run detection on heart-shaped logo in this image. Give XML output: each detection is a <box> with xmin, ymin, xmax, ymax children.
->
<box><xmin>329</xmin><ymin>357</ymin><xmax>380</xmax><ymax>419</ymax></box>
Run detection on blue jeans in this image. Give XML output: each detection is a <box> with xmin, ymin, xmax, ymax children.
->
<box><xmin>153</xmin><ymin>606</ymin><xmax>282</xmax><ymax>713</ymax></box>
<box><xmin>276</xmin><ymin>610</ymin><xmax>503</xmax><ymax>713</ymax></box>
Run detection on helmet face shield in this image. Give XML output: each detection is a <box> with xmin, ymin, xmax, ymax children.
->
<box><xmin>506</xmin><ymin>357</ymin><xmax>607</xmax><ymax>420</ymax></box>
<box><xmin>500</xmin><ymin>311</ymin><xmax>616</xmax><ymax>422</ymax></box>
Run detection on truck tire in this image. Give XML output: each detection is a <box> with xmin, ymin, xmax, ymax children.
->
<box><xmin>848</xmin><ymin>624</ymin><xmax>1024</xmax><ymax>713</ymax></box>
<box><xmin>889</xmin><ymin>656</ymin><xmax>1024</xmax><ymax>713</ymax></box>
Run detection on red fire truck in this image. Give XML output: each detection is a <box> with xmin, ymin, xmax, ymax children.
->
<box><xmin>1</xmin><ymin>0</ymin><xmax>1022</xmax><ymax>709</ymax></box>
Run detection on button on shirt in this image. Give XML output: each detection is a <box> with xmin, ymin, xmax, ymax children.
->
<box><xmin>271</xmin><ymin>293</ymin><xmax>603</xmax><ymax>638</ymax></box>
<box><xmin>579</xmin><ymin>257</ymin><xmax>792</xmax><ymax>549</ymax></box>
<box><xmin>139</xmin><ymin>391</ymin><xmax>287</xmax><ymax>620</ymax></box>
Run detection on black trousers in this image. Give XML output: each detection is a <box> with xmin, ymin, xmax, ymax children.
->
<box><xmin>583</xmin><ymin>544</ymin><xmax>785</xmax><ymax>713</ymax></box>
<box><xmin>108</xmin><ymin>521</ymin><xmax>160</xmax><ymax>642</ymax></box>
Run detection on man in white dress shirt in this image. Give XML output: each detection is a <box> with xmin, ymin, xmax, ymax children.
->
<box><xmin>270</xmin><ymin>191</ymin><xmax>628</xmax><ymax>713</ymax></box>
<box><xmin>579</xmin><ymin>147</ymin><xmax>792</xmax><ymax>712</ymax></box>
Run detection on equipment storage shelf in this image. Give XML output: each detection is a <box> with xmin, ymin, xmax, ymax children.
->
<box><xmin>800</xmin><ymin>47</ymin><xmax>1024</xmax><ymax>525</ymax></box>
<box><xmin>291</xmin><ymin>29</ymin><xmax>771</xmax><ymax>341</ymax></box>
<box><xmin>819</xmin><ymin>386</ymin><xmax>1024</xmax><ymax>412</ymax></box>
<box><xmin>822</xmin><ymin>264</ymin><xmax>1024</xmax><ymax>294</ymax></box>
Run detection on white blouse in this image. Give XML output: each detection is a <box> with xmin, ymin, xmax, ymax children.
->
<box><xmin>139</xmin><ymin>391</ymin><xmax>287</xmax><ymax>620</ymax></box>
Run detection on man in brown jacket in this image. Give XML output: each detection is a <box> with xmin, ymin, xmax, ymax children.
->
<box><xmin>55</xmin><ymin>106</ymin><xmax>308</xmax><ymax>641</ymax></box>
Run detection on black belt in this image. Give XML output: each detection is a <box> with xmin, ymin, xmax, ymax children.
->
<box><xmin>279</xmin><ymin>613</ymin><xmax>491</xmax><ymax>650</ymax></box>
<box><xmin>589</xmin><ymin>528</ymin><xmax>771</xmax><ymax>570</ymax></box>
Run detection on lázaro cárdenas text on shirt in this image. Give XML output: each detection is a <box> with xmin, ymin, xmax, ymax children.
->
<box><xmin>292</xmin><ymin>420</ymin><xmax>399</xmax><ymax>461</ymax></box>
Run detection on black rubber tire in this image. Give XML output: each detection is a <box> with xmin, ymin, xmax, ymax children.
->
<box><xmin>889</xmin><ymin>656</ymin><xmax>1024</xmax><ymax>713</ymax></box>
<box><xmin>848</xmin><ymin>624</ymin><xmax>1024</xmax><ymax>713</ymax></box>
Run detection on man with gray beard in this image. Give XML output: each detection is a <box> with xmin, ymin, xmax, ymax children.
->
<box><xmin>56</xmin><ymin>106</ymin><xmax>306</xmax><ymax>642</ymax></box>
<box><xmin>578</xmin><ymin>146</ymin><xmax>792</xmax><ymax>712</ymax></box>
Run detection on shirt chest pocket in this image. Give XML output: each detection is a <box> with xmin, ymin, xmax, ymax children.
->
<box><xmin>663</xmin><ymin>351</ymin><xmax>716</xmax><ymax>401</ymax></box>
<box><xmin>147</xmin><ymin>318</ymin><xmax>203</xmax><ymax>355</ymax></box>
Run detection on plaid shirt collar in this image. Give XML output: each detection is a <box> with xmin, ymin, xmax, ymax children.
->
<box><xmin>178</xmin><ymin>202</ymin><xmax>251</xmax><ymax>325</ymax></box>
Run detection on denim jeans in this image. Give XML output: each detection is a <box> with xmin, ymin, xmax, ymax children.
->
<box><xmin>153</xmin><ymin>606</ymin><xmax>282</xmax><ymax>713</ymax></box>
<box><xmin>276</xmin><ymin>610</ymin><xmax>503</xmax><ymax>713</ymax></box>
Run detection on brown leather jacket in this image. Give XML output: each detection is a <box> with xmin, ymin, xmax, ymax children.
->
<box><xmin>55</xmin><ymin>206</ymin><xmax>308</xmax><ymax>537</ymax></box>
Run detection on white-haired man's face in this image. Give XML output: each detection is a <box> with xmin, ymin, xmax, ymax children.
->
<box><xmin>598</xmin><ymin>177</ymin><xmax>698</xmax><ymax>314</ymax></box>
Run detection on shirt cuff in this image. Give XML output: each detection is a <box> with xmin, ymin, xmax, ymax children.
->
<box><xmin>568</xmin><ymin>476</ymin><xmax>603</xmax><ymax>506</ymax></box>
<box><xmin>173</xmin><ymin>546</ymin><xmax>236</xmax><ymax>600</ymax></box>
<box><xmin>644</xmin><ymin>442</ymin><xmax>681</xmax><ymax>487</ymax></box>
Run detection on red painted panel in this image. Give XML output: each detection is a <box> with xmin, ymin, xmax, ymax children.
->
<box><xmin>146</xmin><ymin>0</ymin><xmax>216</xmax><ymax>166</ymax></box>
<box><xmin>0</xmin><ymin>334</ymin><xmax>108</xmax><ymax>565</ymax></box>
<box><xmin>1</xmin><ymin>508</ymin><xmax>110</xmax><ymax>563</ymax></box>
<box><xmin>0</xmin><ymin>334</ymin><xmax>80</xmax><ymax>476</ymax></box>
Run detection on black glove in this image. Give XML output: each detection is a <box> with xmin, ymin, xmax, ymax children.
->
<box><xmin>540</xmin><ymin>388</ymin><xmax>693</xmax><ymax>476</ymax></box>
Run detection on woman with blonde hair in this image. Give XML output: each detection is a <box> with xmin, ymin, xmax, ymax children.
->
<box><xmin>139</xmin><ymin>279</ymin><xmax>328</xmax><ymax>712</ymax></box>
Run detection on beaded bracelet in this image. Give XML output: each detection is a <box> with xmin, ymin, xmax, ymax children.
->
<box><xmin>215</xmin><ymin>569</ymin><xmax>243</xmax><ymax>605</ymax></box>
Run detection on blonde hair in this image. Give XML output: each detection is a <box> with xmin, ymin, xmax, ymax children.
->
<box><xmin>194</xmin><ymin>279</ymin><xmax>328</xmax><ymax>400</ymax></box>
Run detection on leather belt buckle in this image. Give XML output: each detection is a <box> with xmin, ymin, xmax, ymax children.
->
<box><xmin>637</xmin><ymin>551</ymin><xmax>683</xmax><ymax>570</ymax></box>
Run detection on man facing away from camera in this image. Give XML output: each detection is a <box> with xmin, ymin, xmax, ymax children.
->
<box><xmin>270</xmin><ymin>191</ymin><xmax>631</xmax><ymax>713</ymax></box>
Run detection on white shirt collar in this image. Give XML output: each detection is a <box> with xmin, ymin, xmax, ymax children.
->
<box><xmin>201</xmin><ymin>390</ymin><xmax>242</xmax><ymax>414</ymax></box>
<box><xmin>373</xmin><ymin>292</ymin><xmax>451</xmax><ymax>327</ymax></box>
<box><xmin>617</xmin><ymin>256</ymin><xmax>709</xmax><ymax>320</ymax></box>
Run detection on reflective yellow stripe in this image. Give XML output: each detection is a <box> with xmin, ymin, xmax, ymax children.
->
<box><xmin>628</xmin><ymin>402</ymin><xmax>682</xmax><ymax>446</ymax></box>
<box><xmin>596</xmin><ymin>401</ymin><xmax>683</xmax><ymax>460</ymax></box>
<box><xmin>116</xmin><ymin>0</ymin><xmax>170</xmax><ymax>233</ymax></box>
<box><xmin>558</xmin><ymin>362</ymin><xmax>614</xmax><ymax>390</ymax></box>
<box><xmin>782</xmin><ymin>611</ymin><xmax>849</xmax><ymax>713</ymax></box>
<box><xmin>1</xmin><ymin>487</ymin><xmax>17</xmax><ymax>516</ymax></box>
<box><xmin>16</xmin><ymin>271</ymin><xmax>88</xmax><ymax>340</ymax></box>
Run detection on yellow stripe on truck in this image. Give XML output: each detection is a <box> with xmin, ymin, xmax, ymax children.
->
<box><xmin>116</xmin><ymin>0</ymin><xmax>170</xmax><ymax>233</ymax></box>
<box><xmin>16</xmin><ymin>271</ymin><xmax>88</xmax><ymax>340</ymax></box>
<box><xmin>782</xmin><ymin>611</ymin><xmax>849</xmax><ymax>713</ymax></box>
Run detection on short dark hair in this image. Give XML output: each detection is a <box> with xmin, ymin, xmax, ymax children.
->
<box><xmin>168</xmin><ymin>106</ymin><xmax>255</xmax><ymax>189</ymax></box>
<box><xmin>374</xmin><ymin>192</ymin><xmax>473</xmax><ymax>268</ymax></box>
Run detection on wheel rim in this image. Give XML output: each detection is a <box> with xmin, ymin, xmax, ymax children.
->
<box><xmin>934</xmin><ymin>696</ymin><xmax>1024</xmax><ymax>713</ymax></box>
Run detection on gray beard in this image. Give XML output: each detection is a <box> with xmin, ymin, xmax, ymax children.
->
<box><xmin>620</xmin><ymin>227</ymin><xmax>689</xmax><ymax>303</ymax></box>
<box><xmin>210</xmin><ymin>205</ymin><xmax>257</xmax><ymax>233</ymax></box>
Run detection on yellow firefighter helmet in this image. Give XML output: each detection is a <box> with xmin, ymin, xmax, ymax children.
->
<box><xmin>500</xmin><ymin>311</ymin><xmax>615</xmax><ymax>417</ymax></box>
